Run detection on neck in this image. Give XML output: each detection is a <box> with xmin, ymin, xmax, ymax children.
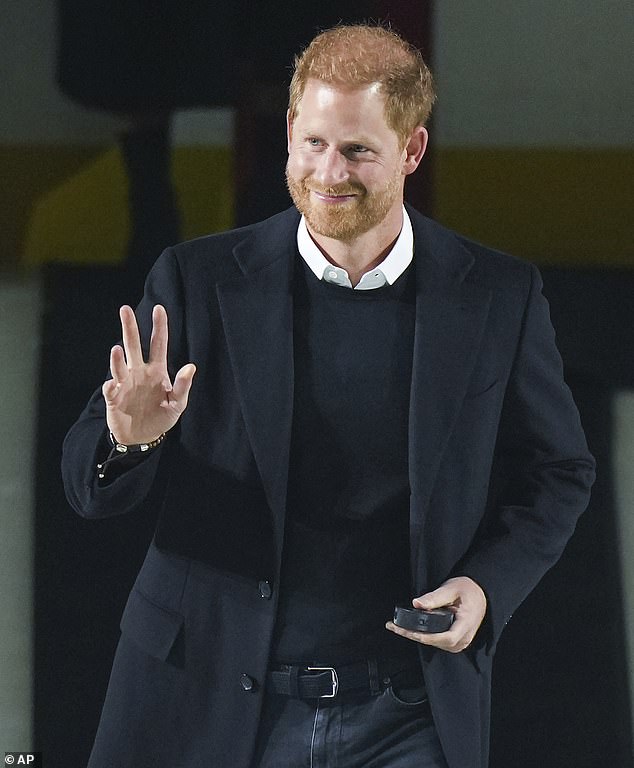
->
<box><xmin>306</xmin><ymin>206</ymin><xmax>404</xmax><ymax>287</ymax></box>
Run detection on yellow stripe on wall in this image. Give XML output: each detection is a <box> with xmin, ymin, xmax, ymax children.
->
<box><xmin>0</xmin><ymin>145</ymin><xmax>103</xmax><ymax>271</ymax></box>
<box><xmin>4</xmin><ymin>145</ymin><xmax>631</xmax><ymax>271</ymax></box>
<box><xmin>0</xmin><ymin>145</ymin><xmax>233</xmax><ymax>270</ymax></box>
<box><xmin>433</xmin><ymin>148</ymin><xmax>634</xmax><ymax>267</ymax></box>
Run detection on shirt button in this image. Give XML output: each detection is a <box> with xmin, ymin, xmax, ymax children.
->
<box><xmin>258</xmin><ymin>580</ymin><xmax>272</xmax><ymax>599</ymax></box>
<box><xmin>240</xmin><ymin>673</ymin><xmax>255</xmax><ymax>691</ymax></box>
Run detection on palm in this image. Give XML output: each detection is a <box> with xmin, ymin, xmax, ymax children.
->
<box><xmin>102</xmin><ymin>304</ymin><xmax>196</xmax><ymax>445</ymax></box>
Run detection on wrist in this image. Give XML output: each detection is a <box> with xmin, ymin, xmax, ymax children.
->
<box><xmin>108</xmin><ymin>431</ymin><xmax>166</xmax><ymax>454</ymax></box>
<box><xmin>97</xmin><ymin>431</ymin><xmax>166</xmax><ymax>481</ymax></box>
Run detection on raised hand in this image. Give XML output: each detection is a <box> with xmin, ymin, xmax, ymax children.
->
<box><xmin>102</xmin><ymin>304</ymin><xmax>196</xmax><ymax>445</ymax></box>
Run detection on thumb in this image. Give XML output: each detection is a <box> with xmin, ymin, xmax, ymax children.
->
<box><xmin>171</xmin><ymin>363</ymin><xmax>197</xmax><ymax>402</ymax></box>
<box><xmin>413</xmin><ymin>583</ymin><xmax>457</xmax><ymax>611</ymax></box>
<box><xmin>102</xmin><ymin>378</ymin><xmax>120</xmax><ymax>404</ymax></box>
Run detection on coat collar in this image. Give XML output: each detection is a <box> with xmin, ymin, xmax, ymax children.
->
<box><xmin>228</xmin><ymin>204</ymin><xmax>477</xmax><ymax>285</ymax></box>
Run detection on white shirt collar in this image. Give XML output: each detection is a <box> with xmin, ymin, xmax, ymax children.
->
<box><xmin>296</xmin><ymin>207</ymin><xmax>414</xmax><ymax>290</ymax></box>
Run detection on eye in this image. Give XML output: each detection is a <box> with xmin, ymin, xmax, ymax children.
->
<box><xmin>306</xmin><ymin>137</ymin><xmax>322</xmax><ymax>147</ymax></box>
<box><xmin>349</xmin><ymin>144</ymin><xmax>368</xmax><ymax>154</ymax></box>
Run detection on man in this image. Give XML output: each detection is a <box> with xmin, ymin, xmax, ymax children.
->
<box><xmin>62</xmin><ymin>24</ymin><xmax>595</xmax><ymax>768</ymax></box>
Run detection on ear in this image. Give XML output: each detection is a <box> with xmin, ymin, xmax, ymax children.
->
<box><xmin>402</xmin><ymin>126</ymin><xmax>429</xmax><ymax>176</ymax></box>
<box><xmin>286</xmin><ymin>110</ymin><xmax>293</xmax><ymax>153</ymax></box>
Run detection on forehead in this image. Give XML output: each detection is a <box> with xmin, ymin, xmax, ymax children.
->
<box><xmin>294</xmin><ymin>79</ymin><xmax>396</xmax><ymax>141</ymax></box>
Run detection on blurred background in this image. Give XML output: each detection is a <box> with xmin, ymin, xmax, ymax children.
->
<box><xmin>1</xmin><ymin>1</ymin><xmax>633</xmax><ymax>766</ymax></box>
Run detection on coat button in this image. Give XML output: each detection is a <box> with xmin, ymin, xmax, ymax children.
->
<box><xmin>240</xmin><ymin>673</ymin><xmax>255</xmax><ymax>692</ymax></box>
<box><xmin>258</xmin><ymin>580</ymin><xmax>272</xmax><ymax>599</ymax></box>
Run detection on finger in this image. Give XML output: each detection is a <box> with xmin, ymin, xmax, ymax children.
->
<box><xmin>120</xmin><ymin>305</ymin><xmax>144</xmax><ymax>367</ymax></box>
<box><xmin>165</xmin><ymin>363</ymin><xmax>197</xmax><ymax>408</ymax></box>
<box><xmin>149</xmin><ymin>305</ymin><xmax>168</xmax><ymax>365</ymax></box>
<box><xmin>385</xmin><ymin>621</ymin><xmax>455</xmax><ymax>648</ymax></box>
<box><xmin>413</xmin><ymin>583</ymin><xmax>458</xmax><ymax>611</ymax></box>
<box><xmin>102</xmin><ymin>377</ymin><xmax>120</xmax><ymax>404</ymax></box>
<box><xmin>109</xmin><ymin>344</ymin><xmax>128</xmax><ymax>384</ymax></box>
<box><xmin>385</xmin><ymin>621</ymin><xmax>470</xmax><ymax>652</ymax></box>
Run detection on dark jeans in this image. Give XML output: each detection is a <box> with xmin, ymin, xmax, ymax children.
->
<box><xmin>252</xmin><ymin>686</ymin><xmax>449</xmax><ymax>768</ymax></box>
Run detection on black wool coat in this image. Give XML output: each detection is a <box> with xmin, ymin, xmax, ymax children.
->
<box><xmin>62</xmin><ymin>206</ymin><xmax>595</xmax><ymax>768</ymax></box>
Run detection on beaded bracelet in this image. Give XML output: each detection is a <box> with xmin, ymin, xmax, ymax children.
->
<box><xmin>97</xmin><ymin>432</ymin><xmax>166</xmax><ymax>479</ymax></box>
<box><xmin>108</xmin><ymin>431</ymin><xmax>166</xmax><ymax>454</ymax></box>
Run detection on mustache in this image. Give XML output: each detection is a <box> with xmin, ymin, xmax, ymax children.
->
<box><xmin>304</xmin><ymin>182</ymin><xmax>365</xmax><ymax>196</ymax></box>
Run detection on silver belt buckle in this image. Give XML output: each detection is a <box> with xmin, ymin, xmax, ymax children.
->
<box><xmin>307</xmin><ymin>666</ymin><xmax>339</xmax><ymax>698</ymax></box>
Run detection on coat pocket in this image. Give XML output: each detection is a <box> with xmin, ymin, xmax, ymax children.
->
<box><xmin>464</xmin><ymin>377</ymin><xmax>500</xmax><ymax>400</ymax></box>
<box><xmin>120</xmin><ymin>588</ymin><xmax>184</xmax><ymax>662</ymax></box>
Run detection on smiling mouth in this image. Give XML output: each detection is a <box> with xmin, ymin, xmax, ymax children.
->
<box><xmin>311</xmin><ymin>191</ymin><xmax>357</xmax><ymax>203</ymax></box>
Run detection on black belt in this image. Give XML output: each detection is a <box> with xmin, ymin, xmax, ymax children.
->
<box><xmin>267</xmin><ymin>657</ymin><xmax>423</xmax><ymax>700</ymax></box>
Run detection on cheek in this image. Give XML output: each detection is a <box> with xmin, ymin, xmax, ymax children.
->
<box><xmin>287</xmin><ymin>147</ymin><xmax>312</xmax><ymax>176</ymax></box>
<box><xmin>288</xmin><ymin>154</ymin><xmax>303</xmax><ymax>175</ymax></box>
<box><xmin>354</xmin><ymin>168</ymin><xmax>384</xmax><ymax>190</ymax></box>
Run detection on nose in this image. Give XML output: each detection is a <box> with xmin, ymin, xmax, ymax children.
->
<box><xmin>313</xmin><ymin>148</ymin><xmax>350</xmax><ymax>188</ymax></box>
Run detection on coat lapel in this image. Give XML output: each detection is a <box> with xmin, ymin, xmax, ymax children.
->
<box><xmin>407</xmin><ymin>211</ymin><xmax>492</xmax><ymax>554</ymax></box>
<box><xmin>216</xmin><ymin>210</ymin><xmax>299</xmax><ymax>554</ymax></box>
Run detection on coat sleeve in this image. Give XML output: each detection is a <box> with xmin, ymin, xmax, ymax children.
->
<box><xmin>61</xmin><ymin>247</ymin><xmax>187</xmax><ymax>519</ymax></box>
<box><xmin>456</xmin><ymin>264</ymin><xmax>596</xmax><ymax>652</ymax></box>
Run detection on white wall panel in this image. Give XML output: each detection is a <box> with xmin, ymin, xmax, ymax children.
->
<box><xmin>0</xmin><ymin>277</ymin><xmax>41</xmax><ymax>749</ymax></box>
<box><xmin>433</xmin><ymin>1</ymin><xmax>634</xmax><ymax>146</ymax></box>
